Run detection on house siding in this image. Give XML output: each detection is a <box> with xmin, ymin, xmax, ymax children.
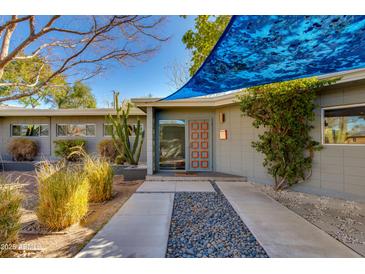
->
<box><xmin>0</xmin><ymin>115</ymin><xmax>147</xmax><ymax>162</ymax></box>
<box><xmin>146</xmin><ymin>107</ymin><xmax>155</xmax><ymax>175</ymax></box>
<box><xmin>0</xmin><ymin>116</ymin><xmax>52</xmax><ymax>159</ymax></box>
<box><xmin>214</xmin><ymin>82</ymin><xmax>365</xmax><ymax>201</ymax></box>
<box><xmin>214</xmin><ymin>105</ymin><xmax>272</xmax><ymax>184</ymax></box>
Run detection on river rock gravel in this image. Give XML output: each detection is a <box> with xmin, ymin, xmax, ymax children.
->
<box><xmin>165</xmin><ymin>182</ymin><xmax>268</xmax><ymax>258</ymax></box>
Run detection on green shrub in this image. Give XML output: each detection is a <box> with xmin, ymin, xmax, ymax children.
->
<box><xmin>0</xmin><ymin>177</ymin><xmax>22</xmax><ymax>257</ymax></box>
<box><xmin>97</xmin><ymin>139</ymin><xmax>124</xmax><ymax>163</ymax></box>
<box><xmin>84</xmin><ymin>155</ymin><xmax>114</xmax><ymax>203</ymax></box>
<box><xmin>237</xmin><ymin>78</ymin><xmax>337</xmax><ymax>190</ymax></box>
<box><xmin>115</xmin><ymin>155</ymin><xmax>126</xmax><ymax>165</ymax></box>
<box><xmin>36</xmin><ymin>161</ymin><xmax>89</xmax><ymax>230</ymax></box>
<box><xmin>7</xmin><ymin>138</ymin><xmax>38</xmax><ymax>161</ymax></box>
<box><xmin>54</xmin><ymin>139</ymin><xmax>86</xmax><ymax>162</ymax></box>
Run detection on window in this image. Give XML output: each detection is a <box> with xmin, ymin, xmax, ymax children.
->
<box><xmin>86</xmin><ymin>124</ymin><xmax>96</xmax><ymax>136</ymax></box>
<box><xmin>159</xmin><ymin>120</ymin><xmax>185</xmax><ymax>170</ymax></box>
<box><xmin>40</xmin><ymin>125</ymin><xmax>49</xmax><ymax>136</ymax></box>
<box><xmin>103</xmin><ymin>124</ymin><xmax>114</xmax><ymax>137</ymax></box>
<box><xmin>11</xmin><ymin>124</ymin><xmax>49</xmax><ymax>137</ymax></box>
<box><xmin>103</xmin><ymin>123</ymin><xmax>144</xmax><ymax>137</ymax></box>
<box><xmin>323</xmin><ymin>104</ymin><xmax>365</xmax><ymax>144</ymax></box>
<box><xmin>56</xmin><ymin>124</ymin><xmax>96</xmax><ymax>137</ymax></box>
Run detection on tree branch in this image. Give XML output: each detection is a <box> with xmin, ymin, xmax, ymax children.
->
<box><xmin>0</xmin><ymin>15</ymin><xmax>17</xmax><ymax>79</ymax></box>
<box><xmin>14</xmin><ymin>40</ymin><xmax>78</xmax><ymax>60</ymax></box>
<box><xmin>0</xmin><ymin>15</ymin><xmax>167</xmax><ymax>104</ymax></box>
<box><xmin>28</xmin><ymin>16</ymin><xmax>35</xmax><ymax>36</ymax></box>
<box><xmin>0</xmin><ymin>16</ymin><xmax>32</xmax><ymax>34</ymax></box>
<box><xmin>0</xmin><ymin>15</ymin><xmax>60</xmax><ymax>73</ymax></box>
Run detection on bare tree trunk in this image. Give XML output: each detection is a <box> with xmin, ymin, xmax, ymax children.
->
<box><xmin>0</xmin><ymin>15</ymin><xmax>17</xmax><ymax>79</ymax></box>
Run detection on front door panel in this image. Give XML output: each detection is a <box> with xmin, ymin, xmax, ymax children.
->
<box><xmin>189</xmin><ymin>120</ymin><xmax>210</xmax><ymax>171</ymax></box>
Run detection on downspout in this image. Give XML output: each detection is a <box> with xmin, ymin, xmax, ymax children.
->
<box><xmin>49</xmin><ymin>116</ymin><xmax>52</xmax><ymax>160</ymax></box>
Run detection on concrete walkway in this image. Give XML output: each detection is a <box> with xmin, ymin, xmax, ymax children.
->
<box><xmin>77</xmin><ymin>179</ymin><xmax>360</xmax><ymax>258</ymax></box>
<box><xmin>77</xmin><ymin>192</ymin><xmax>174</xmax><ymax>258</ymax></box>
<box><xmin>137</xmin><ymin>180</ymin><xmax>215</xmax><ymax>193</ymax></box>
<box><xmin>216</xmin><ymin>181</ymin><xmax>360</xmax><ymax>258</ymax></box>
<box><xmin>77</xmin><ymin>180</ymin><xmax>213</xmax><ymax>258</ymax></box>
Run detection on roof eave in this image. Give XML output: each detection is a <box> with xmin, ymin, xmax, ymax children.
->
<box><xmin>132</xmin><ymin>68</ymin><xmax>365</xmax><ymax>108</ymax></box>
<box><xmin>0</xmin><ymin>108</ymin><xmax>146</xmax><ymax>117</ymax></box>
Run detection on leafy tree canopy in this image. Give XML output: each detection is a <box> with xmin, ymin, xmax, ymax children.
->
<box><xmin>0</xmin><ymin>56</ymin><xmax>96</xmax><ymax>109</ymax></box>
<box><xmin>48</xmin><ymin>82</ymin><xmax>96</xmax><ymax>109</ymax></box>
<box><xmin>0</xmin><ymin>56</ymin><xmax>67</xmax><ymax>108</ymax></box>
<box><xmin>182</xmin><ymin>15</ymin><xmax>231</xmax><ymax>76</ymax></box>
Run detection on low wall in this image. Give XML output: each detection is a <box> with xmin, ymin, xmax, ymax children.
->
<box><xmin>112</xmin><ymin>165</ymin><xmax>147</xmax><ymax>181</ymax></box>
<box><xmin>1</xmin><ymin>161</ymin><xmax>38</xmax><ymax>172</ymax></box>
<box><xmin>0</xmin><ymin>161</ymin><xmax>147</xmax><ymax>181</ymax></box>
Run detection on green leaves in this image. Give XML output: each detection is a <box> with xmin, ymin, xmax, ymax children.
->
<box><xmin>182</xmin><ymin>15</ymin><xmax>231</xmax><ymax>76</ymax></box>
<box><xmin>48</xmin><ymin>82</ymin><xmax>96</xmax><ymax>109</ymax></box>
<box><xmin>0</xmin><ymin>56</ymin><xmax>67</xmax><ymax>107</ymax></box>
<box><xmin>0</xmin><ymin>56</ymin><xmax>96</xmax><ymax>109</ymax></box>
<box><xmin>237</xmin><ymin>78</ymin><xmax>337</xmax><ymax>190</ymax></box>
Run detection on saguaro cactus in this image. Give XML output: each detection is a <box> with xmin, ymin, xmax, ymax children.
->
<box><xmin>108</xmin><ymin>93</ymin><xmax>144</xmax><ymax>165</ymax></box>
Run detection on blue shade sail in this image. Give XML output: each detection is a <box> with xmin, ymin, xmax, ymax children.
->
<box><xmin>164</xmin><ymin>15</ymin><xmax>365</xmax><ymax>100</ymax></box>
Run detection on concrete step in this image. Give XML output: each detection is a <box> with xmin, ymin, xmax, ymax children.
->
<box><xmin>145</xmin><ymin>174</ymin><xmax>247</xmax><ymax>182</ymax></box>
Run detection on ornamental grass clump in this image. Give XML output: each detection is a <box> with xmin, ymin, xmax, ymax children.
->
<box><xmin>36</xmin><ymin>161</ymin><xmax>89</xmax><ymax>231</ymax></box>
<box><xmin>0</xmin><ymin>176</ymin><xmax>22</xmax><ymax>257</ymax></box>
<box><xmin>83</xmin><ymin>155</ymin><xmax>114</xmax><ymax>203</ymax></box>
<box><xmin>237</xmin><ymin>77</ymin><xmax>337</xmax><ymax>191</ymax></box>
<box><xmin>68</xmin><ymin>149</ymin><xmax>114</xmax><ymax>203</ymax></box>
<box><xmin>8</xmin><ymin>138</ymin><xmax>38</xmax><ymax>161</ymax></box>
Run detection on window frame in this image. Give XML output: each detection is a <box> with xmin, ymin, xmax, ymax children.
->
<box><xmin>56</xmin><ymin>123</ymin><xmax>97</xmax><ymax>137</ymax></box>
<box><xmin>10</xmin><ymin>124</ymin><xmax>49</xmax><ymax>137</ymax></box>
<box><xmin>103</xmin><ymin>123</ymin><xmax>114</xmax><ymax>137</ymax></box>
<box><xmin>321</xmin><ymin>103</ymin><xmax>365</xmax><ymax>146</ymax></box>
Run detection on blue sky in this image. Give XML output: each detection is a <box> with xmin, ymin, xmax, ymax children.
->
<box><xmin>84</xmin><ymin>16</ymin><xmax>195</xmax><ymax>107</ymax></box>
<box><xmin>4</xmin><ymin>15</ymin><xmax>196</xmax><ymax>108</ymax></box>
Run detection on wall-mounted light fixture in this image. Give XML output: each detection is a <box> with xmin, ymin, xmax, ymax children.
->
<box><xmin>219</xmin><ymin>129</ymin><xmax>227</xmax><ymax>140</ymax></box>
<box><xmin>219</xmin><ymin>112</ymin><xmax>225</xmax><ymax>123</ymax></box>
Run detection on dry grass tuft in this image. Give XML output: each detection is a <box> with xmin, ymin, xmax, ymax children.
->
<box><xmin>0</xmin><ymin>176</ymin><xmax>22</xmax><ymax>257</ymax></box>
<box><xmin>84</xmin><ymin>156</ymin><xmax>113</xmax><ymax>203</ymax></box>
<box><xmin>36</xmin><ymin>161</ymin><xmax>89</xmax><ymax>231</ymax></box>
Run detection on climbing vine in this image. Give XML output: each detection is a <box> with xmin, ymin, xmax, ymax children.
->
<box><xmin>237</xmin><ymin>78</ymin><xmax>337</xmax><ymax>190</ymax></box>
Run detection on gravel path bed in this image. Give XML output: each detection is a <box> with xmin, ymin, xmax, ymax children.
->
<box><xmin>166</xmin><ymin>182</ymin><xmax>268</xmax><ymax>258</ymax></box>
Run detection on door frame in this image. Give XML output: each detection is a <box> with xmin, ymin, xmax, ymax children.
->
<box><xmin>186</xmin><ymin>118</ymin><xmax>213</xmax><ymax>172</ymax></box>
<box><xmin>155</xmin><ymin>111</ymin><xmax>213</xmax><ymax>173</ymax></box>
<box><xmin>156</xmin><ymin>118</ymin><xmax>187</xmax><ymax>172</ymax></box>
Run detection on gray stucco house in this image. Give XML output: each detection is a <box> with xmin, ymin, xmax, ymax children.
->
<box><xmin>132</xmin><ymin>69</ymin><xmax>365</xmax><ymax>201</ymax></box>
<box><xmin>0</xmin><ymin>107</ymin><xmax>147</xmax><ymax>163</ymax></box>
<box><xmin>2</xmin><ymin>69</ymin><xmax>365</xmax><ymax>201</ymax></box>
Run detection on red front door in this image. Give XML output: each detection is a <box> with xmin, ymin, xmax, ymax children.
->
<box><xmin>189</xmin><ymin>120</ymin><xmax>210</xmax><ymax>171</ymax></box>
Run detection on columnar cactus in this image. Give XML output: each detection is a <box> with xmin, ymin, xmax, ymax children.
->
<box><xmin>108</xmin><ymin>93</ymin><xmax>144</xmax><ymax>165</ymax></box>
